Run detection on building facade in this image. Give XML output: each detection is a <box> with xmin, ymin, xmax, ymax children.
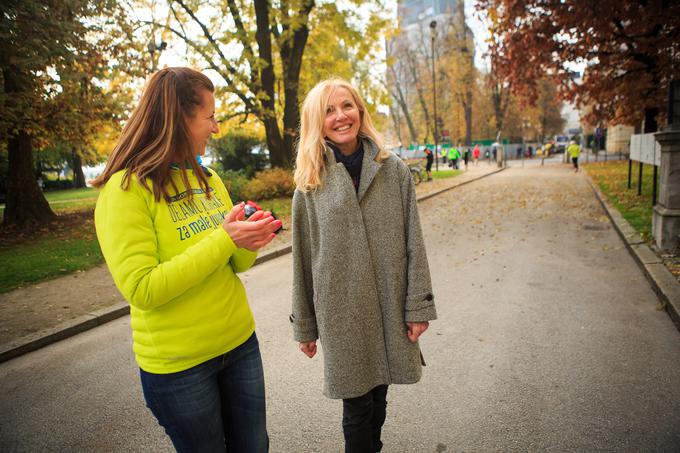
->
<box><xmin>606</xmin><ymin>124</ymin><xmax>635</xmax><ymax>153</ymax></box>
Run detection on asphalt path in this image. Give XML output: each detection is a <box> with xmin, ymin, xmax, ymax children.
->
<box><xmin>1</xmin><ymin>164</ymin><xmax>679</xmax><ymax>452</ymax></box>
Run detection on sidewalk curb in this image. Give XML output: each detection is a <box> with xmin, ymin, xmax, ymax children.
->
<box><xmin>585</xmin><ymin>172</ymin><xmax>680</xmax><ymax>331</ymax></box>
<box><xmin>0</xmin><ymin>303</ymin><xmax>130</xmax><ymax>363</ymax></box>
<box><xmin>0</xmin><ymin>166</ymin><xmax>505</xmax><ymax>363</ymax></box>
<box><xmin>416</xmin><ymin>165</ymin><xmax>506</xmax><ymax>203</ymax></box>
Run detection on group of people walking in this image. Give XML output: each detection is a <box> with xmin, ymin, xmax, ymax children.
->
<box><xmin>94</xmin><ymin>67</ymin><xmax>436</xmax><ymax>453</ymax></box>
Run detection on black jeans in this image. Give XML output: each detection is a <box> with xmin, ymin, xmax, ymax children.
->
<box><xmin>342</xmin><ymin>385</ymin><xmax>389</xmax><ymax>453</ymax></box>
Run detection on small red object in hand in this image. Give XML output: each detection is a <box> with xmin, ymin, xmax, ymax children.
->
<box><xmin>242</xmin><ymin>200</ymin><xmax>283</xmax><ymax>234</ymax></box>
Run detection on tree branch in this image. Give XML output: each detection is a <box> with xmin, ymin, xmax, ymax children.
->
<box><xmin>140</xmin><ymin>19</ymin><xmax>256</xmax><ymax>113</ymax></box>
<box><xmin>171</xmin><ymin>0</ymin><xmax>249</xmax><ymax>89</ymax></box>
<box><xmin>225</xmin><ymin>0</ymin><xmax>256</xmax><ymax>67</ymax></box>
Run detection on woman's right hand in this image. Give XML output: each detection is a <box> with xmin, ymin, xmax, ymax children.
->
<box><xmin>222</xmin><ymin>202</ymin><xmax>281</xmax><ymax>251</ymax></box>
<box><xmin>299</xmin><ymin>340</ymin><xmax>317</xmax><ymax>358</ymax></box>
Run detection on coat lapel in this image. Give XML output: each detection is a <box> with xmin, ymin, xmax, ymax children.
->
<box><xmin>357</xmin><ymin>138</ymin><xmax>382</xmax><ymax>202</ymax></box>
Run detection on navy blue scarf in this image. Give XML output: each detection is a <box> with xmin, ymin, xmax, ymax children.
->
<box><xmin>328</xmin><ymin>141</ymin><xmax>364</xmax><ymax>192</ymax></box>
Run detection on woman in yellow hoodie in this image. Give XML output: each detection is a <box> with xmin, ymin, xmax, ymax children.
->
<box><xmin>92</xmin><ymin>67</ymin><xmax>279</xmax><ymax>452</ymax></box>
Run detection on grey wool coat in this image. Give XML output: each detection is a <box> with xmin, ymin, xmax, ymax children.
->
<box><xmin>290</xmin><ymin>138</ymin><xmax>437</xmax><ymax>399</ymax></box>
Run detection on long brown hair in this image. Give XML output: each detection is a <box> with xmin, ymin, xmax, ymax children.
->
<box><xmin>91</xmin><ymin>67</ymin><xmax>214</xmax><ymax>201</ymax></box>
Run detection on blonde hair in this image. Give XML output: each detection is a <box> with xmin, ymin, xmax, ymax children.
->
<box><xmin>294</xmin><ymin>78</ymin><xmax>390</xmax><ymax>192</ymax></box>
<box><xmin>91</xmin><ymin>67</ymin><xmax>214</xmax><ymax>201</ymax></box>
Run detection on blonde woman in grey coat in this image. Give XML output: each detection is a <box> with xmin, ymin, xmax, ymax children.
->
<box><xmin>290</xmin><ymin>78</ymin><xmax>437</xmax><ymax>453</ymax></box>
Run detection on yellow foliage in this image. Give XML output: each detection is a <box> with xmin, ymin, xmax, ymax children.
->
<box><xmin>243</xmin><ymin>168</ymin><xmax>295</xmax><ymax>201</ymax></box>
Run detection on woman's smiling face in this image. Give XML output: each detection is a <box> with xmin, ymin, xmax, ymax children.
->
<box><xmin>185</xmin><ymin>89</ymin><xmax>219</xmax><ymax>156</ymax></box>
<box><xmin>323</xmin><ymin>87</ymin><xmax>361</xmax><ymax>155</ymax></box>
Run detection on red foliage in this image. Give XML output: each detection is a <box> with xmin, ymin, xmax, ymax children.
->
<box><xmin>477</xmin><ymin>0</ymin><xmax>680</xmax><ymax>126</ymax></box>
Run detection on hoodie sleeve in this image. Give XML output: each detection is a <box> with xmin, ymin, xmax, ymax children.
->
<box><xmin>95</xmin><ymin>173</ymin><xmax>238</xmax><ymax>311</ymax></box>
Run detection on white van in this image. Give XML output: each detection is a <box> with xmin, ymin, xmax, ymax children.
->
<box><xmin>555</xmin><ymin>135</ymin><xmax>569</xmax><ymax>153</ymax></box>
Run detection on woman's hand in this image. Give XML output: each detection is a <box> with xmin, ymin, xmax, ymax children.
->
<box><xmin>406</xmin><ymin>321</ymin><xmax>429</xmax><ymax>343</ymax></box>
<box><xmin>299</xmin><ymin>340</ymin><xmax>317</xmax><ymax>358</ymax></box>
<box><xmin>222</xmin><ymin>203</ymin><xmax>281</xmax><ymax>251</ymax></box>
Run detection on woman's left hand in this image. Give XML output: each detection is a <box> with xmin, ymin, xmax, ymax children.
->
<box><xmin>405</xmin><ymin>321</ymin><xmax>429</xmax><ymax>343</ymax></box>
<box><xmin>245</xmin><ymin>209</ymin><xmax>273</xmax><ymax>222</ymax></box>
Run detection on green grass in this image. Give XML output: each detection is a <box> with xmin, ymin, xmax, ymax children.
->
<box><xmin>0</xmin><ymin>213</ymin><xmax>102</xmax><ymax>293</ymax></box>
<box><xmin>0</xmin><ymin>188</ymin><xmax>100</xmax><ymax>216</ymax></box>
<box><xmin>0</xmin><ymin>195</ymin><xmax>292</xmax><ymax>295</ymax></box>
<box><xmin>49</xmin><ymin>200</ymin><xmax>98</xmax><ymax>212</ymax></box>
<box><xmin>257</xmin><ymin>197</ymin><xmax>291</xmax><ymax>222</ymax></box>
<box><xmin>430</xmin><ymin>169</ymin><xmax>462</xmax><ymax>179</ymax></box>
<box><xmin>44</xmin><ymin>187</ymin><xmax>99</xmax><ymax>202</ymax></box>
<box><xmin>584</xmin><ymin>160</ymin><xmax>659</xmax><ymax>241</ymax></box>
<box><xmin>404</xmin><ymin>159</ymin><xmax>463</xmax><ymax>181</ymax></box>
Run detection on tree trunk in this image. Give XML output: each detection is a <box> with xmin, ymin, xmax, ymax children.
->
<box><xmin>254</xmin><ymin>0</ymin><xmax>286</xmax><ymax>168</ymax></box>
<box><xmin>405</xmin><ymin>48</ymin><xmax>432</xmax><ymax>142</ymax></box>
<box><xmin>389</xmin><ymin>107</ymin><xmax>403</xmax><ymax>147</ymax></box>
<box><xmin>464</xmin><ymin>92</ymin><xmax>472</xmax><ymax>146</ymax></box>
<box><xmin>262</xmin><ymin>117</ymin><xmax>286</xmax><ymax>168</ymax></box>
<box><xmin>279</xmin><ymin>0</ymin><xmax>313</xmax><ymax>168</ymax></box>
<box><xmin>2</xmin><ymin>64</ymin><xmax>56</xmax><ymax>227</ymax></box>
<box><xmin>391</xmin><ymin>68</ymin><xmax>419</xmax><ymax>144</ymax></box>
<box><xmin>281</xmin><ymin>83</ymin><xmax>300</xmax><ymax>168</ymax></box>
<box><xmin>644</xmin><ymin>107</ymin><xmax>659</xmax><ymax>133</ymax></box>
<box><xmin>492</xmin><ymin>83</ymin><xmax>507</xmax><ymax>140</ymax></box>
<box><xmin>3</xmin><ymin>131</ymin><xmax>56</xmax><ymax>227</ymax></box>
<box><xmin>72</xmin><ymin>149</ymin><xmax>86</xmax><ymax>188</ymax></box>
<box><xmin>253</xmin><ymin>0</ymin><xmax>313</xmax><ymax>168</ymax></box>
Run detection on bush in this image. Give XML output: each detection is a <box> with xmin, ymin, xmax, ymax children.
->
<box><xmin>43</xmin><ymin>179</ymin><xmax>76</xmax><ymax>191</ymax></box>
<box><xmin>217</xmin><ymin>169</ymin><xmax>250</xmax><ymax>203</ymax></box>
<box><xmin>209</xmin><ymin>129</ymin><xmax>267</xmax><ymax>178</ymax></box>
<box><xmin>243</xmin><ymin>168</ymin><xmax>295</xmax><ymax>201</ymax></box>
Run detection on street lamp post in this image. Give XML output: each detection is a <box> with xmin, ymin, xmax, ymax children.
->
<box><xmin>430</xmin><ymin>20</ymin><xmax>438</xmax><ymax>172</ymax></box>
<box><xmin>147</xmin><ymin>37</ymin><xmax>167</xmax><ymax>73</ymax></box>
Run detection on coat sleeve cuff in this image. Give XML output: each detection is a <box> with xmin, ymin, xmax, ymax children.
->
<box><xmin>405</xmin><ymin>292</ymin><xmax>437</xmax><ymax>322</ymax></box>
<box><xmin>289</xmin><ymin>314</ymin><xmax>319</xmax><ymax>342</ymax></box>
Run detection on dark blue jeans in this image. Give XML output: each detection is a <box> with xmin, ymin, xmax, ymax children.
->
<box><xmin>342</xmin><ymin>385</ymin><xmax>389</xmax><ymax>453</ymax></box>
<box><xmin>140</xmin><ymin>332</ymin><xmax>269</xmax><ymax>453</ymax></box>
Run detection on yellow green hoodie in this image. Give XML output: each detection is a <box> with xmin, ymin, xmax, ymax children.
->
<box><xmin>568</xmin><ymin>142</ymin><xmax>581</xmax><ymax>158</ymax></box>
<box><xmin>95</xmin><ymin>167</ymin><xmax>256</xmax><ymax>374</ymax></box>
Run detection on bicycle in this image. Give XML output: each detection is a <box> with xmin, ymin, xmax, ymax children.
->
<box><xmin>408</xmin><ymin>162</ymin><xmax>424</xmax><ymax>185</ymax></box>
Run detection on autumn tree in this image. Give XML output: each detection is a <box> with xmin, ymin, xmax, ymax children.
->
<box><xmin>470</xmin><ymin>76</ymin><xmax>497</xmax><ymax>140</ymax></box>
<box><xmin>476</xmin><ymin>0</ymin><xmax>680</xmax><ymax>127</ymax></box>
<box><xmin>485</xmin><ymin>26</ymin><xmax>511</xmax><ymax>141</ymax></box>
<box><xmin>442</xmin><ymin>1</ymin><xmax>476</xmax><ymax>145</ymax></box>
<box><xmin>298</xmin><ymin>2</ymin><xmax>388</xmax><ymax>124</ymax></box>
<box><xmin>387</xmin><ymin>21</ymin><xmax>454</xmax><ymax>146</ymax></box>
<box><xmin>385</xmin><ymin>35</ymin><xmax>419</xmax><ymax>145</ymax></box>
<box><xmin>0</xmin><ymin>0</ymin><xmax>124</xmax><ymax>226</ymax></box>
<box><xmin>142</xmin><ymin>1</ymin><xmax>387</xmax><ymax>167</ymax></box>
<box><xmin>527</xmin><ymin>79</ymin><xmax>566</xmax><ymax>142</ymax></box>
<box><xmin>140</xmin><ymin>0</ymin><xmax>310</xmax><ymax>168</ymax></box>
<box><xmin>44</xmin><ymin>59</ymin><xmax>131</xmax><ymax>188</ymax></box>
